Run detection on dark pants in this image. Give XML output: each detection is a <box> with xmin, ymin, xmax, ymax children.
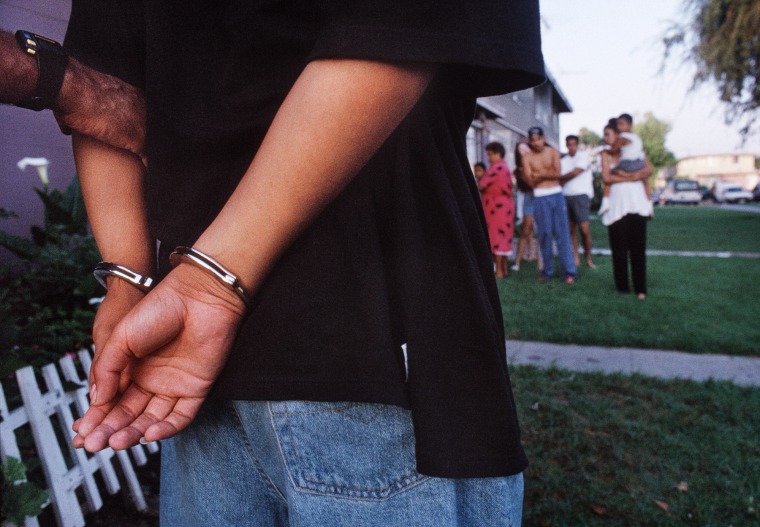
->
<box><xmin>607</xmin><ymin>214</ymin><xmax>647</xmax><ymax>295</ymax></box>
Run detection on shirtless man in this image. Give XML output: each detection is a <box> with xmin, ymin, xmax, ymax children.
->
<box><xmin>522</xmin><ymin>126</ymin><xmax>577</xmax><ymax>283</ymax></box>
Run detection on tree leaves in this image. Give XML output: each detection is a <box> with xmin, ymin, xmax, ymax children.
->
<box><xmin>664</xmin><ymin>0</ymin><xmax>760</xmax><ymax>138</ymax></box>
<box><xmin>632</xmin><ymin>112</ymin><xmax>677</xmax><ymax>170</ymax></box>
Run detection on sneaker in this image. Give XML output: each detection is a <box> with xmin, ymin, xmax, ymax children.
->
<box><xmin>510</xmin><ymin>264</ymin><xmax>520</xmax><ymax>271</ymax></box>
<box><xmin>563</xmin><ymin>276</ymin><xmax>575</xmax><ymax>284</ymax></box>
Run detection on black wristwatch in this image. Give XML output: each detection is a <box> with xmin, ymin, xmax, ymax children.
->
<box><xmin>15</xmin><ymin>30</ymin><xmax>69</xmax><ymax>111</ymax></box>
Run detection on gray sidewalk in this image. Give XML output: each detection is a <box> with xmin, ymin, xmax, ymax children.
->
<box><xmin>589</xmin><ymin>247</ymin><xmax>760</xmax><ymax>259</ymax></box>
<box><xmin>506</xmin><ymin>339</ymin><xmax>760</xmax><ymax>387</ymax></box>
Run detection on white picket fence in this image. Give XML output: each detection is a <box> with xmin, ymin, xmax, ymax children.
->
<box><xmin>0</xmin><ymin>349</ymin><xmax>159</xmax><ymax>527</ymax></box>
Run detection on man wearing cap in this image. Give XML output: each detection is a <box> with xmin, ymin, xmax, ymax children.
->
<box><xmin>522</xmin><ymin>126</ymin><xmax>577</xmax><ymax>283</ymax></box>
<box><xmin>560</xmin><ymin>134</ymin><xmax>596</xmax><ymax>269</ymax></box>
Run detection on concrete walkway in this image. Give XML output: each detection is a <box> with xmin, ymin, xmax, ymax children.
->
<box><xmin>588</xmin><ymin>247</ymin><xmax>760</xmax><ymax>259</ymax></box>
<box><xmin>713</xmin><ymin>203</ymin><xmax>760</xmax><ymax>214</ymax></box>
<box><xmin>505</xmin><ymin>204</ymin><xmax>760</xmax><ymax>387</ymax></box>
<box><xmin>506</xmin><ymin>340</ymin><xmax>760</xmax><ymax>387</ymax></box>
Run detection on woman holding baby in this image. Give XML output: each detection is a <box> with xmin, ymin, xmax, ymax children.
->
<box><xmin>600</xmin><ymin>118</ymin><xmax>653</xmax><ymax>299</ymax></box>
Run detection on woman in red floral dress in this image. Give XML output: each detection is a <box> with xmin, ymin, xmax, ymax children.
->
<box><xmin>478</xmin><ymin>141</ymin><xmax>515</xmax><ymax>278</ymax></box>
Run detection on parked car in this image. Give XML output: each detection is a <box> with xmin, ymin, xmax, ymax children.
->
<box><xmin>714</xmin><ymin>182</ymin><xmax>753</xmax><ymax>204</ymax></box>
<box><xmin>699</xmin><ymin>186</ymin><xmax>716</xmax><ymax>202</ymax></box>
<box><xmin>752</xmin><ymin>183</ymin><xmax>760</xmax><ymax>202</ymax></box>
<box><xmin>660</xmin><ymin>179</ymin><xmax>701</xmax><ymax>205</ymax></box>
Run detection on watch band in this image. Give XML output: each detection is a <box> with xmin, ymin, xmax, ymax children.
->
<box><xmin>15</xmin><ymin>30</ymin><xmax>69</xmax><ymax>111</ymax></box>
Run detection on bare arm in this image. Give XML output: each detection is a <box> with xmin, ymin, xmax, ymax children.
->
<box><xmin>560</xmin><ymin>167</ymin><xmax>583</xmax><ymax>183</ymax></box>
<box><xmin>72</xmin><ymin>134</ymin><xmax>152</xmax><ymax>275</ymax></box>
<box><xmin>0</xmin><ymin>30</ymin><xmax>38</xmax><ymax>103</ymax></box>
<box><xmin>74</xmin><ymin>59</ymin><xmax>435</xmax><ymax>451</ymax></box>
<box><xmin>0</xmin><ymin>29</ymin><xmax>145</xmax><ymax>158</ymax></box>
<box><xmin>602</xmin><ymin>153</ymin><xmax>652</xmax><ymax>184</ymax></box>
<box><xmin>533</xmin><ymin>149</ymin><xmax>562</xmax><ymax>182</ymax></box>
<box><xmin>606</xmin><ymin>136</ymin><xmax>631</xmax><ymax>156</ymax></box>
<box><xmin>71</xmin><ymin>134</ymin><xmax>153</xmax><ymax>399</ymax></box>
<box><xmin>195</xmin><ymin>60</ymin><xmax>434</xmax><ymax>293</ymax></box>
<box><xmin>522</xmin><ymin>156</ymin><xmax>536</xmax><ymax>187</ymax></box>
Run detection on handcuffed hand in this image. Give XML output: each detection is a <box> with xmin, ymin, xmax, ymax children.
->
<box><xmin>89</xmin><ymin>279</ymin><xmax>148</xmax><ymax>402</ymax></box>
<box><xmin>72</xmin><ymin>262</ymin><xmax>247</xmax><ymax>452</ymax></box>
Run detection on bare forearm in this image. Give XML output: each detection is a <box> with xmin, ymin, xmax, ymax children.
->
<box><xmin>72</xmin><ymin>133</ymin><xmax>153</xmax><ymax>276</ymax></box>
<box><xmin>195</xmin><ymin>59</ymin><xmax>434</xmax><ymax>294</ymax></box>
<box><xmin>559</xmin><ymin>168</ymin><xmax>582</xmax><ymax>183</ymax></box>
<box><xmin>56</xmin><ymin>59</ymin><xmax>146</xmax><ymax>158</ymax></box>
<box><xmin>0</xmin><ymin>30</ymin><xmax>38</xmax><ymax>104</ymax></box>
<box><xmin>604</xmin><ymin>168</ymin><xmax>651</xmax><ymax>184</ymax></box>
<box><xmin>602</xmin><ymin>158</ymin><xmax>654</xmax><ymax>183</ymax></box>
<box><xmin>1</xmin><ymin>29</ymin><xmax>146</xmax><ymax>157</ymax></box>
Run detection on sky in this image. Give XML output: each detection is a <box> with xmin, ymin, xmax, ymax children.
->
<box><xmin>539</xmin><ymin>0</ymin><xmax>760</xmax><ymax>159</ymax></box>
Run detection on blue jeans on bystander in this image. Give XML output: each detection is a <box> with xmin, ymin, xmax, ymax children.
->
<box><xmin>533</xmin><ymin>191</ymin><xmax>577</xmax><ymax>279</ymax></box>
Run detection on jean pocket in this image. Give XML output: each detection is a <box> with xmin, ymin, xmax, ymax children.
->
<box><xmin>269</xmin><ymin>401</ymin><xmax>428</xmax><ymax>500</ymax></box>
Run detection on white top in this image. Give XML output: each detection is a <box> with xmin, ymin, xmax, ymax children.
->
<box><xmin>560</xmin><ymin>150</ymin><xmax>593</xmax><ymax>197</ymax></box>
<box><xmin>620</xmin><ymin>132</ymin><xmax>644</xmax><ymax>161</ymax></box>
<box><xmin>601</xmin><ymin>178</ymin><xmax>653</xmax><ymax>226</ymax></box>
<box><xmin>533</xmin><ymin>185</ymin><xmax>563</xmax><ymax>198</ymax></box>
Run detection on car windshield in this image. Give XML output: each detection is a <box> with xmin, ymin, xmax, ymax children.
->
<box><xmin>674</xmin><ymin>181</ymin><xmax>699</xmax><ymax>191</ymax></box>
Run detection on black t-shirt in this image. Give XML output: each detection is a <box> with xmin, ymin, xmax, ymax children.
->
<box><xmin>66</xmin><ymin>0</ymin><xmax>544</xmax><ymax>478</ymax></box>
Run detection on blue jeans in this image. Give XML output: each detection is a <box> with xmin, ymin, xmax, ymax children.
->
<box><xmin>533</xmin><ymin>191</ymin><xmax>577</xmax><ymax>279</ymax></box>
<box><xmin>161</xmin><ymin>399</ymin><xmax>524</xmax><ymax>526</ymax></box>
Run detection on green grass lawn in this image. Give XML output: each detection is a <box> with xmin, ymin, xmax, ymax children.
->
<box><xmin>589</xmin><ymin>206</ymin><xmax>760</xmax><ymax>253</ymax></box>
<box><xmin>503</xmin><ymin>206</ymin><xmax>759</xmax><ymax>525</ymax></box>
<box><xmin>512</xmin><ymin>366</ymin><xmax>760</xmax><ymax>526</ymax></box>
<box><xmin>502</xmin><ymin>207</ymin><xmax>760</xmax><ymax>355</ymax></box>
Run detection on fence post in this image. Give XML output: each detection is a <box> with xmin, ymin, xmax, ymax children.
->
<box><xmin>57</xmin><ymin>355</ymin><xmax>121</xmax><ymax>496</ymax></box>
<box><xmin>15</xmin><ymin>367</ymin><xmax>85</xmax><ymax>527</ymax></box>
<box><xmin>65</xmin><ymin>350</ymin><xmax>150</xmax><ymax>511</ymax></box>
<box><xmin>41</xmin><ymin>363</ymin><xmax>103</xmax><ymax>513</ymax></box>
<box><xmin>0</xmin><ymin>382</ymin><xmax>42</xmax><ymax>527</ymax></box>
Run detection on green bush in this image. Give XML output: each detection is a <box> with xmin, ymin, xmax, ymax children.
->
<box><xmin>0</xmin><ymin>175</ymin><xmax>100</xmax><ymax>378</ymax></box>
<box><xmin>0</xmin><ymin>175</ymin><xmax>99</xmax><ymax>524</ymax></box>
<box><xmin>0</xmin><ymin>457</ymin><xmax>48</xmax><ymax>527</ymax></box>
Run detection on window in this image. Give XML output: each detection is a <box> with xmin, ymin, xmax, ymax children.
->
<box><xmin>533</xmin><ymin>83</ymin><xmax>551</xmax><ymax>125</ymax></box>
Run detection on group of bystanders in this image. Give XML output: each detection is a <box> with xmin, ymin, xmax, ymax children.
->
<box><xmin>475</xmin><ymin>114</ymin><xmax>653</xmax><ymax>298</ymax></box>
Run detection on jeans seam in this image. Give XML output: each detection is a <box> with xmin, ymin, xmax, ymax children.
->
<box><xmin>230</xmin><ymin>402</ymin><xmax>288</xmax><ymax>505</ymax></box>
<box><xmin>270</xmin><ymin>402</ymin><xmax>384</xmax><ymax>424</ymax></box>
<box><xmin>267</xmin><ymin>401</ymin><xmax>305</xmax><ymax>499</ymax></box>
<box><xmin>299</xmin><ymin>472</ymin><xmax>429</xmax><ymax>497</ymax></box>
<box><xmin>270</xmin><ymin>402</ymin><xmax>356</xmax><ymax>416</ymax></box>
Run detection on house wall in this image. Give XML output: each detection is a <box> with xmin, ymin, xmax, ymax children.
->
<box><xmin>469</xmin><ymin>79</ymin><xmax>570</xmax><ymax>172</ymax></box>
<box><xmin>676</xmin><ymin>153</ymin><xmax>759</xmax><ymax>189</ymax></box>
<box><xmin>0</xmin><ymin>0</ymin><xmax>74</xmax><ymax>261</ymax></box>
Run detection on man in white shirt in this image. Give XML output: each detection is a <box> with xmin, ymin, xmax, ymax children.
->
<box><xmin>560</xmin><ymin>135</ymin><xmax>596</xmax><ymax>268</ymax></box>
